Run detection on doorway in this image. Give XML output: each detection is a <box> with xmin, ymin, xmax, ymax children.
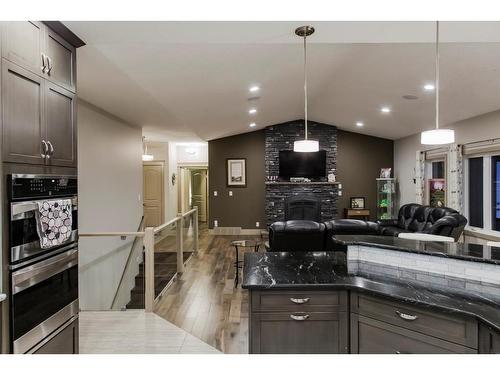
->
<box><xmin>143</xmin><ymin>161</ymin><xmax>165</xmax><ymax>227</ymax></box>
<box><xmin>178</xmin><ymin>166</ymin><xmax>208</xmax><ymax>222</ymax></box>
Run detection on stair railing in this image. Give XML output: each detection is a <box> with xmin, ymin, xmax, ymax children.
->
<box><xmin>79</xmin><ymin>207</ymin><xmax>199</xmax><ymax>313</ymax></box>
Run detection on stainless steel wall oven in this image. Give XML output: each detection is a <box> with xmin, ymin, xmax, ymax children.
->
<box><xmin>7</xmin><ymin>174</ymin><xmax>79</xmax><ymax>354</ymax></box>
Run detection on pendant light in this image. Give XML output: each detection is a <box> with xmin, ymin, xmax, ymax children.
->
<box><xmin>421</xmin><ymin>21</ymin><xmax>455</xmax><ymax>145</ymax></box>
<box><xmin>142</xmin><ymin>136</ymin><xmax>154</xmax><ymax>161</ymax></box>
<box><xmin>293</xmin><ymin>25</ymin><xmax>319</xmax><ymax>153</ymax></box>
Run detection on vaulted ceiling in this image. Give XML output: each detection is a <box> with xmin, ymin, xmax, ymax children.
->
<box><xmin>65</xmin><ymin>21</ymin><xmax>500</xmax><ymax>142</ymax></box>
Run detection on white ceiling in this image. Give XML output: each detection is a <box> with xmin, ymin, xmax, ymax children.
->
<box><xmin>65</xmin><ymin>21</ymin><xmax>500</xmax><ymax>141</ymax></box>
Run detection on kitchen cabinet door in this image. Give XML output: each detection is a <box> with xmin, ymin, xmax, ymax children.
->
<box><xmin>2</xmin><ymin>59</ymin><xmax>46</xmax><ymax>165</ymax></box>
<box><xmin>479</xmin><ymin>324</ymin><xmax>500</xmax><ymax>354</ymax></box>
<box><xmin>1</xmin><ymin>21</ymin><xmax>45</xmax><ymax>76</ymax></box>
<box><xmin>45</xmin><ymin>81</ymin><xmax>76</xmax><ymax>167</ymax></box>
<box><xmin>251</xmin><ymin>311</ymin><xmax>348</xmax><ymax>354</ymax></box>
<box><xmin>45</xmin><ymin>27</ymin><xmax>76</xmax><ymax>92</ymax></box>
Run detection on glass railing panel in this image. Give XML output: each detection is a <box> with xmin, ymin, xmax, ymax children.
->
<box><xmin>152</xmin><ymin>221</ymin><xmax>178</xmax><ymax>299</ymax></box>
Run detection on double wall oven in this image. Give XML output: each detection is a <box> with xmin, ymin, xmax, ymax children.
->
<box><xmin>7</xmin><ymin>174</ymin><xmax>79</xmax><ymax>354</ymax></box>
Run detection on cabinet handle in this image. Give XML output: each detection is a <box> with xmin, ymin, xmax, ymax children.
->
<box><xmin>41</xmin><ymin>53</ymin><xmax>46</xmax><ymax>73</ymax></box>
<box><xmin>290</xmin><ymin>297</ymin><xmax>310</xmax><ymax>304</ymax></box>
<box><xmin>290</xmin><ymin>313</ymin><xmax>309</xmax><ymax>321</ymax></box>
<box><xmin>47</xmin><ymin>141</ymin><xmax>54</xmax><ymax>156</ymax></box>
<box><xmin>47</xmin><ymin>56</ymin><xmax>53</xmax><ymax>74</ymax></box>
<box><xmin>395</xmin><ymin>310</ymin><xmax>418</xmax><ymax>321</ymax></box>
<box><xmin>41</xmin><ymin>140</ymin><xmax>48</xmax><ymax>158</ymax></box>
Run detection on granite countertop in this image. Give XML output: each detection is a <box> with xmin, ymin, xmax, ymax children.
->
<box><xmin>332</xmin><ymin>235</ymin><xmax>500</xmax><ymax>265</ymax></box>
<box><xmin>242</xmin><ymin>251</ymin><xmax>500</xmax><ymax>331</ymax></box>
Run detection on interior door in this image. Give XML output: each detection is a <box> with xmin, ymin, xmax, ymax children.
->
<box><xmin>191</xmin><ymin>169</ymin><xmax>207</xmax><ymax>222</ymax></box>
<box><xmin>143</xmin><ymin>163</ymin><xmax>164</xmax><ymax>227</ymax></box>
<box><xmin>45</xmin><ymin>81</ymin><xmax>76</xmax><ymax>167</ymax></box>
<box><xmin>1</xmin><ymin>60</ymin><xmax>45</xmax><ymax>164</ymax></box>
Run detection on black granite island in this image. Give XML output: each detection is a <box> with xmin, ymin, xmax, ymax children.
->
<box><xmin>242</xmin><ymin>248</ymin><xmax>500</xmax><ymax>354</ymax></box>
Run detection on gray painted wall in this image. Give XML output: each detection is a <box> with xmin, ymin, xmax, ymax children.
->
<box><xmin>394</xmin><ymin>109</ymin><xmax>500</xmax><ymax>207</ymax></box>
<box><xmin>78</xmin><ymin>101</ymin><xmax>143</xmax><ymax>310</ymax></box>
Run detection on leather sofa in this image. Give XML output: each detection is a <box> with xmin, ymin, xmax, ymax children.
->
<box><xmin>377</xmin><ymin>203</ymin><xmax>467</xmax><ymax>241</ymax></box>
<box><xmin>268</xmin><ymin>203</ymin><xmax>467</xmax><ymax>252</ymax></box>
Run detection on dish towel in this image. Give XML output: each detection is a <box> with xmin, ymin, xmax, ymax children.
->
<box><xmin>36</xmin><ymin>199</ymin><xmax>73</xmax><ymax>249</ymax></box>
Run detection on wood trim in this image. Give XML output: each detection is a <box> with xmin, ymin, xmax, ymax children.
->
<box><xmin>42</xmin><ymin>21</ymin><xmax>85</xmax><ymax>48</ymax></box>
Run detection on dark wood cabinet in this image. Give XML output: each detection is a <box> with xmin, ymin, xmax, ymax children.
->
<box><xmin>45</xmin><ymin>81</ymin><xmax>77</xmax><ymax>167</ymax></box>
<box><xmin>45</xmin><ymin>27</ymin><xmax>76</xmax><ymax>92</ymax></box>
<box><xmin>479</xmin><ymin>323</ymin><xmax>500</xmax><ymax>354</ymax></box>
<box><xmin>1</xmin><ymin>22</ymin><xmax>45</xmax><ymax>76</ymax></box>
<box><xmin>249</xmin><ymin>290</ymin><xmax>349</xmax><ymax>354</ymax></box>
<box><xmin>33</xmin><ymin>318</ymin><xmax>79</xmax><ymax>354</ymax></box>
<box><xmin>351</xmin><ymin>314</ymin><xmax>476</xmax><ymax>354</ymax></box>
<box><xmin>1</xmin><ymin>22</ymin><xmax>79</xmax><ymax>167</ymax></box>
<box><xmin>1</xmin><ymin>60</ymin><xmax>46</xmax><ymax>165</ymax></box>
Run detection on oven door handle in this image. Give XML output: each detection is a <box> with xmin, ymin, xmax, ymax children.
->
<box><xmin>12</xmin><ymin>249</ymin><xmax>78</xmax><ymax>294</ymax></box>
<box><xmin>11</xmin><ymin>197</ymin><xmax>78</xmax><ymax>219</ymax></box>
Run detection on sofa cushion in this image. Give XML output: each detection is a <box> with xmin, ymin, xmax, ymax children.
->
<box><xmin>380</xmin><ymin>226</ymin><xmax>411</xmax><ymax>237</ymax></box>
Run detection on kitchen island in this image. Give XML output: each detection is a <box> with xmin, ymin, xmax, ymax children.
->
<box><xmin>242</xmin><ymin>240</ymin><xmax>500</xmax><ymax>354</ymax></box>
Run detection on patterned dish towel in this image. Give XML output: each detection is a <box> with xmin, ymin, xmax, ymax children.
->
<box><xmin>36</xmin><ymin>199</ymin><xmax>73</xmax><ymax>249</ymax></box>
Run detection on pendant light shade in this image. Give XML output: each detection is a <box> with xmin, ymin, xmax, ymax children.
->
<box><xmin>421</xmin><ymin>129</ymin><xmax>455</xmax><ymax>145</ymax></box>
<box><xmin>293</xmin><ymin>139</ymin><xmax>320</xmax><ymax>152</ymax></box>
<box><xmin>420</xmin><ymin>21</ymin><xmax>455</xmax><ymax>146</ymax></box>
<box><xmin>293</xmin><ymin>25</ymin><xmax>319</xmax><ymax>153</ymax></box>
<box><xmin>142</xmin><ymin>136</ymin><xmax>154</xmax><ymax>161</ymax></box>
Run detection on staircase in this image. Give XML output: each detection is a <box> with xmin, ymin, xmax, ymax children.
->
<box><xmin>126</xmin><ymin>251</ymin><xmax>192</xmax><ymax>309</ymax></box>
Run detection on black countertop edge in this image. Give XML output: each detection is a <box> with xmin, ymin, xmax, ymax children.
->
<box><xmin>336</xmin><ymin>239</ymin><xmax>500</xmax><ymax>265</ymax></box>
<box><xmin>243</xmin><ymin>279</ymin><xmax>500</xmax><ymax>332</ymax></box>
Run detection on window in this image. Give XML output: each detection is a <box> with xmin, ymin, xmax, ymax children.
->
<box><xmin>432</xmin><ymin>161</ymin><xmax>445</xmax><ymax>179</ymax></box>
<box><xmin>493</xmin><ymin>156</ymin><xmax>500</xmax><ymax>231</ymax></box>
<box><xmin>468</xmin><ymin>157</ymin><xmax>484</xmax><ymax>228</ymax></box>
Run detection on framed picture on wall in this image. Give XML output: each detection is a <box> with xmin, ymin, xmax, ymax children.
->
<box><xmin>350</xmin><ymin>197</ymin><xmax>366</xmax><ymax>209</ymax></box>
<box><xmin>226</xmin><ymin>158</ymin><xmax>247</xmax><ymax>187</ymax></box>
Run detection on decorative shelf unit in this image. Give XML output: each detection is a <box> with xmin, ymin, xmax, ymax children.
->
<box><xmin>376</xmin><ymin>178</ymin><xmax>397</xmax><ymax>220</ymax></box>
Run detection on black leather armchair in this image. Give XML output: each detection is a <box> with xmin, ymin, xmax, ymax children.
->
<box><xmin>268</xmin><ymin>220</ymin><xmax>326</xmax><ymax>252</ymax></box>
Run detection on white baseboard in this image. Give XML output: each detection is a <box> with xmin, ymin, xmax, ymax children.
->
<box><xmin>209</xmin><ymin>227</ymin><xmax>264</xmax><ymax>235</ymax></box>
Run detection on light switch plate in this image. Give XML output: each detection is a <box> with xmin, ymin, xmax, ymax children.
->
<box><xmin>214</xmin><ymin>220</ymin><xmax>218</xmax><ymax>227</ymax></box>
<box><xmin>229</xmin><ymin>191</ymin><xmax>233</xmax><ymax>196</ymax></box>
<box><xmin>214</xmin><ymin>191</ymin><xmax>218</xmax><ymax>197</ymax></box>
<box><xmin>256</xmin><ymin>222</ymin><xmax>260</xmax><ymax>228</ymax></box>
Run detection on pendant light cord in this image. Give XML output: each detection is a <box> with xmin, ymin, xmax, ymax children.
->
<box><xmin>303</xmin><ymin>33</ymin><xmax>308</xmax><ymax>140</ymax></box>
<box><xmin>435</xmin><ymin>21</ymin><xmax>440</xmax><ymax>131</ymax></box>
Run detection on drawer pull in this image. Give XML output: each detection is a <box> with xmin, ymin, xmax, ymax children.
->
<box><xmin>395</xmin><ymin>310</ymin><xmax>418</xmax><ymax>321</ymax></box>
<box><xmin>290</xmin><ymin>313</ymin><xmax>310</xmax><ymax>321</ymax></box>
<box><xmin>290</xmin><ymin>297</ymin><xmax>310</xmax><ymax>304</ymax></box>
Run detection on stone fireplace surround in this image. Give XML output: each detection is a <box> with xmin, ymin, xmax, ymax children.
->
<box><xmin>265</xmin><ymin>120</ymin><xmax>339</xmax><ymax>226</ymax></box>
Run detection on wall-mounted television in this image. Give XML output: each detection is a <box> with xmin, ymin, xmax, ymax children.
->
<box><xmin>279</xmin><ymin>150</ymin><xmax>327</xmax><ymax>178</ymax></box>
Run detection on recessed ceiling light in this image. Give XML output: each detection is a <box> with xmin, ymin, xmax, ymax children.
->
<box><xmin>249</xmin><ymin>123</ymin><xmax>257</xmax><ymax>128</ymax></box>
<box><xmin>356</xmin><ymin>122</ymin><xmax>364</xmax><ymax>127</ymax></box>
<box><xmin>249</xmin><ymin>86</ymin><xmax>260</xmax><ymax>92</ymax></box>
<box><xmin>248</xmin><ymin>108</ymin><xmax>257</xmax><ymax>115</ymax></box>
<box><xmin>380</xmin><ymin>107</ymin><xmax>391</xmax><ymax>114</ymax></box>
<box><xmin>424</xmin><ymin>84</ymin><xmax>435</xmax><ymax>91</ymax></box>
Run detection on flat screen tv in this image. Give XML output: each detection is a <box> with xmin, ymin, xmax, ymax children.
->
<box><xmin>279</xmin><ymin>150</ymin><xmax>327</xmax><ymax>178</ymax></box>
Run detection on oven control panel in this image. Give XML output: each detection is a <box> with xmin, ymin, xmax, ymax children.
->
<box><xmin>8</xmin><ymin>174</ymin><xmax>78</xmax><ymax>201</ymax></box>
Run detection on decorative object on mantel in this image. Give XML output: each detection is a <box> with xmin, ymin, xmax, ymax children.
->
<box><xmin>379</xmin><ymin>167</ymin><xmax>391</xmax><ymax>178</ymax></box>
<box><xmin>328</xmin><ymin>173</ymin><xmax>336</xmax><ymax>182</ymax></box>
<box><xmin>290</xmin><ymin>177</ymin><xmax>311</xmax><ymax>183</ymax></box>
<box><xmin>421</xmin><ymin>21</ymin><xmax>455</xmax><ymax>145</ymax></box>
<box><xmin>226</xmin><ymin>158</ymin><xmax>247</xmax><ymax>187</ymax></box>
<box><xmin>350</xmin><ymin>197</ymin><xmax>366</xmax><ymax>209</ymax></box>
<box><xmin>293</xmin><ymin>25</ymin><xmax>319</xmax><ymax>153</ymax></box>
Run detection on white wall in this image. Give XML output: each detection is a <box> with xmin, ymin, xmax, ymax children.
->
<box><xmin>176</xmin><ymin>143</ymin><xmax>208</xmax><ymax>165</ymax></box>
<box><xmin>394</xmin><ymin>109</ymin><xmax>500</xmax><ymax>206</ymax></box>
<box><xmin>78</xmin><ymin>100</ymin><xmax>143</xmax><ymax>310</ymax></box>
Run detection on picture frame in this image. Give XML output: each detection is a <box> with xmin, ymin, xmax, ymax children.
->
<box><xmin>226</xmin><ymin>158</ymin><xmax>247</xmax><ymax>187</ymax></box>
<box><xmin>350</xmin><ymin>197</ymin><xmax>366</xmax><ymax>209</ymax></box>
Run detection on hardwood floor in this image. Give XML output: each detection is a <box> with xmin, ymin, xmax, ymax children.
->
<box><xmin>154</xmin><ymin>231</ymin><xmax>263</xmax><ymax>354</ymax></box>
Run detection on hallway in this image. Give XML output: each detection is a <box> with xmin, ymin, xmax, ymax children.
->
<box><xmin>154</xmin><ymin>231</ymin><xmax>262</xmax><ymax>353</ymax></box>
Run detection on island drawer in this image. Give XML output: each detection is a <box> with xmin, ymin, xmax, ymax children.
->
<box><xmin>351</xmin><ymin>292</ymin><xmax>478</xmax><ymax>349</ymax></box>
<box><xmin>251</xmin><ymin>290</ymin><xmax>348</xmax><ymax>312</ymax></box>
<box><xmin>251</xmin><ymin>311</ymin><xmax>348</xmax><ymax>354</ymax></box>
<box><xmin>351</xmin><ymin>314</ymin><xmax>477</xmax><ymax>354</ymax></box>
